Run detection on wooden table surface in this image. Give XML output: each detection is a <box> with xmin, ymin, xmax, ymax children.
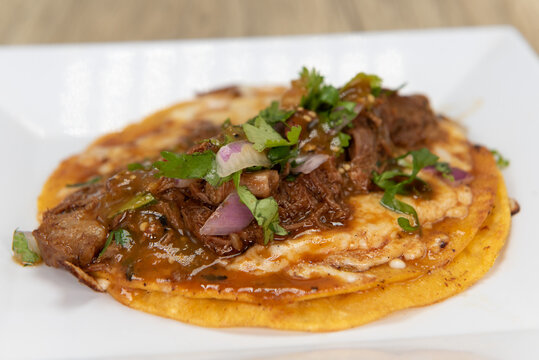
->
<box><xmin>1</xmin><ymin>0</ymin><xmax>538</xmax><ymax>53</ymax></box>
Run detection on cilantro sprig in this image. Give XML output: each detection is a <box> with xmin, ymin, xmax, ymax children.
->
<box><xmin>98</xmin><ymin>229</ymin><xmax>133</xmax><ymax>258</ymax></box>
<box><xmin>373</xmin><ymin>148</ymin><xmax>441</xmax><ymax>232</ymax></box>
<box><xmin>233</xmin><ymin>172</ymin><xmax>287</xmax><ymax>244</ymax></box>
<box><xmin>491</xmin><ymin>149</ymin><xmax>510</xmax><ymax>169</ymax></box>
<box><xmin>433</xmin><ymin>162</ymin><xmax>454</xmax><ymax>180</ymax></box>
<box><xmin>243</xmin><ymin>117</ymin><xmax>301</xmax><ymax>152</ymax></box>
<box><xmin>298</xmin><ymin>67</ymin><xmax>366</xmax><ymax>154</ymax></box>
<box><xmin>253</xmin><ymin>101</ymin><xmax>294</xmax><ymax>126</ymax></box>
<box><xmin>66</xmin><ymin>176</ymin><xmax>101</xmax><ymax>188</ymax></box>
<box><xmin>108</xmin><ymin>192</ymin><xmax>156</xmax><ymax>218</ymax></box>
<box><xmin>153</xmin><ymin>150</ymin><xmax>229</xmax><ymax>187</ymax></box>
<box><xmin>154</xmin><ymin>151</ymin><xmax>215</xmax><ymax>180</ymax></box>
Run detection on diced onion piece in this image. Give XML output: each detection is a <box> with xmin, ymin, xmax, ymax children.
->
<box><xmin>291</xmin><ymin>154</ymin><xmax>330</xmax><ymax>174</ymax></box>
<box><xmin>450</xmin><ymin>167</ymin><xmax>472</xmax><ymax>182</ymax></box>
<box><xmin>424</xmin><ymin>165</ymin><xmax>473</xmax><ymax>184</ymax></box>
<box><xmin>216</xmin><ymin>141</ymin><xmax>270</xmax><ymax>177</ymax></box>
<box><xmin>200</xmin><ymin>192</ymin><xmax>254</xmax><ymax>236</ymax></box>
<box><xmin>12</xmin><ymin>230</ymin><xmax>42</xmax><ymax>266</ymax></box>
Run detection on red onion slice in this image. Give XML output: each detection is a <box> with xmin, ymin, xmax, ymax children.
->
<box><xmin>450</xmin><ymin>167</ymin><xmax>472</xmax><ymax>182</ymax></box>
<box><xmin>291</xmin><ymin>154</ymin><xmax>330</xmax><ymax>174</ymax></box>
<box><xmin>216</xmin><ymin>141</ymin><xmax>271</xmax><ymax>177</ymax></box>
<box><xmin>200</xmin><ymin>192</ymin><xmax>254</xmax><ymax>236</ymax></box>
<box><xmin>424</xmin><ymin>165</ymin><xmax>473</xmax><ymax>184</ymax></box>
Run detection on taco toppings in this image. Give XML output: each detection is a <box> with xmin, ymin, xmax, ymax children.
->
<box><xmin>14</xmin><ymin>67</ymin><xmax>512</xmax><ymax>331</ymax></box>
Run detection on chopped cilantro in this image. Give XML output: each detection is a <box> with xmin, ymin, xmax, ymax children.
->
<box><xmin>153</xmin><ymin>150</ymin><xmax>232</xmax><ymax>187</ymax></box>
<box><xmin>255</xmin><ymin>101</ymin><xmax>295</xmax><ymax>126</ymax></box>
<box><xmin>285</xmin><ymin>174</ymin><xmax>298</xmax><ymax>182</ymax></box>
<box><xmin>127</xmin><ymin>163</ymin><xmax>145</xmax><ymax>171</ymax></box>
<box><xmin>243</xmin><ymin>117</ymin><xmax>301</xmax><ymax>152</ymax></box>
<box><xmin>267</xmin><ymin>146</ymin><xmax>299</xmax><ymax>170</ymax></box>
<box><xmin>12</xmin><ymin>230</ymin><xmax>41</xmax><ymax>266</ymax></box>
<box><xmin>233</xmin><ymin>172</ymin><xmax>287</xmax><ymax>244</ymax></box>
<box><xmin>326</xmin><ymin>101</ymin><xmax>358</xmax><ymax>130</ymax></box>
<box><xmin>373</xmin><ymin>148</ymin><xmax>440</xmax><ymax>232</ymax></box>
<box><xmin>331</xmin><ymin>132</ymin><xmax>351</xmax><ymax>154</ymax></box>
<box><xmin>127</xmin><ymin>161</ymin><xmax>154</xmax><ymax>171</ymax></box>
<box><xmin>296</xmin><ymin>68</ymin><xmax>361</xmax><ymax>141</ymax></box>
<box><xmin>153</xmin><ymin>151</ymin><xmax>216</xmax><ymax>179</ymax></box>
<box><xmin>491</xmin><ymin>149</ymin><xmax>510</xmax><ymax>169</ymax></box>
<box><xmin>299</xmin><ymin>67</ymin><xmax>325</xmax><ymax>110</ymax></box>
<box><xmin>98</xmin><ymin>229</ymin><xmax>133</xmax><ymax>258</ymax></box>
<box><xmin>318</xmin><ymin>85</ymin><xmax>340</xmax><ymax>108</ymax></box>
<box><xmin>434</xmin><ymin>162</ymin><xmax>454</xmax><ymax>181</ymax></box>
<box><xmin>108</xmin><ymin>192</ymin><xmax>156</xmax><ymax>218</ymax></box>
<box><xmin>66</xmin><ymin>176</ymin><xmax>101</xmax><ymax>188</ymax></box>
<box><xmin>300</xmin><ymin>72</ymin><xmax>341</xmax><ymax>112</ymax></box>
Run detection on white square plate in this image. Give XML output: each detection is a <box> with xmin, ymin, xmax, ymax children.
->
<box><xmin>1</xmin><ymin>26</ymin><xmax>538</xmax><ymax>360</ymax></box>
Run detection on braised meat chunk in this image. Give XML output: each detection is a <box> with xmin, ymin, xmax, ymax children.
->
<box><xmin>33</xmin><ymin>186</ymin><xmax>107</xmax><ymax>268</ymax></box>
<box><xmin>375</xmin><ymin>94</ymin><xmax>438</xmax><ymax>148</ymax></box>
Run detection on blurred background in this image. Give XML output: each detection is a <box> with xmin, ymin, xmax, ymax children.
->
<box><xmin>0</xmin><ymin>0</ymin><xmax>538</xmax><ymax>53</ymax></box>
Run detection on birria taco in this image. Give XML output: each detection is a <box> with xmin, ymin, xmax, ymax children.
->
<box><xmin>13</xmin><ymin>68</ymin><xmax>513</xmax><ymax>331</ymax></box>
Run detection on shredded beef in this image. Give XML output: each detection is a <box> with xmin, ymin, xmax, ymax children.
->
<box><xmin>346</xmin><ymin>111</ymin><xmax>393</xmax><ymax>192</ymax></box>
<box><xmin>375</xmin><ymin>94</ymin><xmax>437</xmax><ymax>148</ymax></box>
<box><xmin>346</xmin><ymin>94</ymin><xmax>437</xmax><ymax>192</ymax></box>
<box><xmin>275</xmin><ymin>159</ymin><xmax>349</xmax><ymax>232</ymax></box>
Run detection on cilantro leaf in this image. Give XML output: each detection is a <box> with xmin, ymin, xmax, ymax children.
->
<box><xmin>299</xmin><ymin>67</ymin><xmax>325</xmax><ymax>110</ymax></box>
<box><xmin>491</xmin><ymin>149</ymin><xmax>510</xmax><ymax>169</ymax></box>
<box><xmin>243</xmin><ymin>117</ymin><xmax>301</xmax><ymax>152</ymax></box>
<box><xmin>401</xmin><ymin>148</ymin><xmax>439</xmax><ymax>177</ymax></box>
<box><xmin>330</xmin><ymin>132</ymin><xmax>351</xmax><ymax>154</ymax></box>
<box><xmin>285</xmin><ymin>124</ymin><xmax>302</xmax><ymax>144</ymax></box>
<box><xmin>327</xmin><ymin>101</ymin><xmax>358</xmax><ymax>129</ymax></box>
<box><xmin>12</xmin><ymin>230</ymin><xmax>41</xmax><ymax>266</ymax></box>
<box><xmin>233</xmin><ymin>172</ymin><xmax>287</xmax><ymax>244</ymax></box>
<box><xmin>153</xmin><ymin>151</ymin><xmax>216</xmax><ymax>179</ymax></box>
<box><xmin>434</xmin><ymin>162</ymin><xmax>454</xmax><ymax>181</ymax></box>
<box><xmin>108</xmin><ymin>192</ymin><xmax>156</xmax><ymax>218</ymax></box>
<box><xmin>153</xmin><ymin>150</ymin><xmax>231</xmax><ymax>187</ymax></box>
<box><xmin>380</xmin><ymin>188</ymin><xmax>420</xmax><ymax>232</ymax></box>
<box><xmin>267</xmin><ymin>146</ymin><xmax>299</xmax><ymax>169</ymax></box>
<box><xmin>373</xmin><ymin>148</ymin><xmax>440</xmax><ymax>232</ymax></box>
<box><xmin>127</xmin><ymin>161</ymin><xmax>152</xmax><ymax>171</ymax></box>
<box><xmin>98</xmin><ymin>229</ymin><xmax>133</xmax><ymax>258</ymax></box>
<box><xmin>318</xmin><ymin>85</ymin><xmax>340</xmax><ymax>108</ymax></box>
<box><xmin>127</xmin><ymin>163</ymin><xmax>145</xmax><ymax>171</ymax></box>
<box><xmin>256</xmin><ymin>101</ymin><xmax>295</xmax><ymax>125</ymax></box>
<box><xmin>300</xmin><ymin>70</ymin><xmax>341</xmax><ymax>112</ymax></box>
<box><xmin>66</xmin><ymin>176</ymin><xmax>101</xmax><ymax>188</ymax></box>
